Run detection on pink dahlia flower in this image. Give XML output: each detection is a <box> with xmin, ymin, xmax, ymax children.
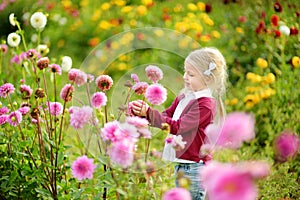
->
<box><xmin>71</xmin><ymin>155</ymin><xmax>96</xmax><ymax>181</ymax></box>
<box><xmin>60</xmin><ymin>84</ymin><xmax>74</xmax><ymax>102</ymax></box>
<box><xmin>101</xmin><ymin>120</ymin><xmax>120</xmax><ymax>142</ymax></box>
<box><xmin>163</xmin><ymin>188</ymin><xmax>192</xmax><ymax>200</ymax></box>
<box><xmin>201</xmin><ymin>161</ymin><xmax>257</xmax><ymax>200</ymax></box>
<box><xmin>7</xmin><ymin>111</ymin><xmax>22</xmax><ymax>126</ymax></box>
<box><xmin>108</xmin><ymin>139</ymin><xmax>135</xmax><ymax>168</ymax></box>
<box><xmin>0</xmin><ymin>115</ymin><xmax>8</xmax><ymax>125</ymax></box>
<box><xmin>114</xmin><ymin>122</ymin><xmax>139</xmax><ymax>141</ymax></box>
<box><xmin>132</xmin><ymin>82</ymin><xmax>148</xmax><ymax>95</ymax></box>
<box><xmin>145</xmin><ymin>65</ymin><xmax>163</xmax><ymax>83</ymax></box>
<box><xmin>91</xmin><ymin>92</ymin><xmax>107</xmax><ymax>108</ymax></box>
<box><xmin>238</xmin><ymin>160</ymin><xmax>270</xmax><ymax>179</ymax></box>
<box><xmin>26</xmin><ymin>48</ymin><xmax>40</xmax><ymax>59</ymax></box>
<box><xmin>68</xmin><ymin>68</ymin><xmax>87</xmax><ymax>86</ymax></box>
<box><xmin>49</xmin><ymin>64</ymin><xmax>62</xmax><ymax>75</ymax></box>
<box><xmin>126</xmin><ymin>116</ymin><xmax>149</xmax><ymax>128</ymax></box>
<box><xmin>0</xmin><ymin>83</ymin><xmax>15</xmax><ymax>98</ymax></box>
<box><xmin>165</xmin><ymin>135</ymin><xmax>186</xmax><ymax>151</ymax></box>
<box><xmin>145</xmin><ymin>83</ymin><xmax>167</xmax><ymax>105</ymax></box>
<box><xmin>87</xmin><ymin>74</ymin><xmax>95</xmax><ymax>82</ymax></box>
<box><xmin>18</xmin><ymin>106</ymin><xmax>30</xmax><ymax>115</ymax></box>
<box><xmin>131</xmin><ymin>73</ymin><xmax>140</xmax><ymax>83</ymax></box>
<box><xmin>95</xmin><ymin>75</ymin><xmax>113</xmax><ymax>91</ymax></box>
<box><xmin>0</xmin><ymin>107</ymin><xmax>9</xmax><ymax>115</ymax></box>
<box><xmin>20</xmin><ymin>84</ymin><xmax>33</xmax><ymax>99</ymax></box>
<box><xmin>10</xmin><ymin>54</ymin><xmax>21</xmax><ymax>65</ymax></box>
<box><xmin>48</xmin><ymin>102</ymin><xmax>63</xmax><ymax>116</ymax></box>
<box><xmin>205</xmin><ymin>112</ymin><xmax>255</xmax><ymax>149</ymax></box>
<box><xmin>0</xmin><ymin>44</ymin><xmax>8</xmax><ymax>55</ymax></box>
<box><xmin>70</xmin><ymin>106</ymin><xmax>93</xmax><ymax>129</ymax></box>
<box><xmin>274</xmin><ymin>130</ymin><xmax>300</xmax><ymax>162</ymax></box>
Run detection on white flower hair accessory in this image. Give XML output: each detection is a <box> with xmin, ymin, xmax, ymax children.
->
<box><xmin>203</xmin><ymin>62</ymin><xmax>216</xmax><ymax>76</ymax></box>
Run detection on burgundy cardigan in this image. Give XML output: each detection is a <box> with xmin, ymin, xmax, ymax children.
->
<box><xmin>146</xmin><ymin>95</ymin><xmax>216</xmax><ymax>163</ymax></box>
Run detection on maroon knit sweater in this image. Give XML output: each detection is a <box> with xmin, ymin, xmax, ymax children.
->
<box><xmin>146</xmin><ymin>95</ymin><xmax>216</xmax><ymax>163</ymax></box>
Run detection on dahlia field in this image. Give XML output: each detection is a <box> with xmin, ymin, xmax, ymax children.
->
<box><xmin>0</xmin><ymin>0</ymin><xmax>299</xmax><ymax>199</ymax></box>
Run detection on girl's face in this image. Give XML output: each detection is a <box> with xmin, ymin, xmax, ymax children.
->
<box><xmin>183</xmin><ymin>62</ymin><xmax>207</xmax><ymax>92</ymax></box>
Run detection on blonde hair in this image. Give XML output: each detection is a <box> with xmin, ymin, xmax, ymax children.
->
<box><xmin>185</xmin><ymin>47</ymin><xmax>228</xmax><ymax>119</ymax></box>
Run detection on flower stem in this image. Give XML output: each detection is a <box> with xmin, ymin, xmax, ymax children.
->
<box><xmin>16</xmin><ymin>22</ymin><xmax>28</xmax><ymax>51</ymax></box>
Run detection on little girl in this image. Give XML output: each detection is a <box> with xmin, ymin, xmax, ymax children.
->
<box><xmin>131</xmin><ymin>47</ymin><xmax>227</xmax><ymax>200</ymax></box>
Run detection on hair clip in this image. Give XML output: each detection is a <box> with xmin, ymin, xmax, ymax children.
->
<box><xmin>203</xmin><ymin>62</ymin><xmax>216</xmax><ymax>76</ymax></box>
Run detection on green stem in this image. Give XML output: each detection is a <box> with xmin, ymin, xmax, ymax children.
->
<box><xmin>16</xmin><ymin>22</ymin><xmax>28</xmax><ymax>51</ymax></box>
<box><xmin>117</xmin><ymin>87</ymin><xmax>132</xmax><ymax>120</ymax></box>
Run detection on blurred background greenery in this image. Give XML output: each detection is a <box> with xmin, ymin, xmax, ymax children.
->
<box><xmin>0</xmin><ymin>0</ymin><xmax>299</xmax><ymax>199</ymax></box>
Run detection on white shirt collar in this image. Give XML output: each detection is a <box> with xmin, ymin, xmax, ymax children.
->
<box><xmin>191</xmin><ymin>88</ymin><xmax>213</xmax><ymax>99</ymax></box>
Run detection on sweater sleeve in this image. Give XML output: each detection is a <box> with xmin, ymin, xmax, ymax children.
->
<box><xmin>146</xmin><ymin>96</ymin><xmax>180</xmax><ymax>128</ymax></box>
<box><xmin>147</xmin><ymin>98</ymin><xmax>215</xmax><ymax>135</ymax></box>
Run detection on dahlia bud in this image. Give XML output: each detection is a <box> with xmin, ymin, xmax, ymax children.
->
<box><xmin>35</xmin><ymin>88</ymin><xmax>46</xmax><ymax>98</ymax></box>
<box><xmin>37</xmin><ymin>57</ymin><xmax>50</xmax><ymax>70</ymax></box>
<box><xmin>30</xmin><ymin>108</ymin><xmax>40</xmax><ymax>120</ymax></box>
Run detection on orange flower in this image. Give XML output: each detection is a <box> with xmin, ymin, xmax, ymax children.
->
<box><xmin>89</xmin><ymin>37</ymin><xmax>99</xmax><ymax>47</ymax></box>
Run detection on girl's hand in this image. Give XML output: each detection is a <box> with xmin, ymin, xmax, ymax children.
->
<box><xmin>131</xmin><ymin>100</ymin><xmax>149</xmax><ymax>117</ymax></box>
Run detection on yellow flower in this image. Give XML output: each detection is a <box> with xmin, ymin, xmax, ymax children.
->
<box><xmin>236</xmin><ymin>27</ymin><xmax>244</xmax><ymax>34</ymax></box>
<box><xmin>204</xmin><ymin>17</ymin><xmax>214</xmax><ymax>26</ymax></box>
<box><xmin>121</xmin><ymin>6</ymin><xmax>133</xmax><ymax>13</ymax></box>
<box><xmin>246</xmin><ymin>86</ymin><xmax>259</xmax><ymax>93</ymax></box>
<box><xmin>246</xmin><ymin>72</ymin><xmax>262</xmax><ymax>83</ymax></box>
<box><xmin>119</xmin><ymin>55</ymin><xmax>129</xmax><ymax>61</ymax></box>
<box><xmin>111</xmin><ymin>41</ymin><xmax>119</xmax><ymax>49</ymax></box>
<box><xmin>101</xmin><ymin>2</ymin><xmax>111</xmax><ymax>10</ymax></box>
<box><xmin>80</xmin><ymin>0</ymin><xmax>89</xmax><ymax>7</ymax></box>
<box><xmin>264</xmin><ymin>73</ymin><xmax>276</xmax><ymax>84</ymax></box>
<box><xmin>244</xmin><ymin>94</ymin><xmax>260</xmax><ymax>108</ymax></box>
<box><xmin>99</xmin><ymin>55</ymin><xmax>107</xmax><ymax>62</ymax></box>
<box><xmin>197</xmin><ymin>2</ymin><xmax>206</xmax><ymax>11</ymax></box>
<box><xmin>230</xmin><ymin>98</ymin><xmax>238</xmax><ymax>105</ymax></box>
<box><xmin>61</xmin><ymin>0</ymin><xmax>72</xmax><ymax>9</ymax></box>
<box><xmin>70</xmin><ymin>19</ymin><xmax>82</xmax><ymax>31</ymax></box>
<box><xmin>200</xmin><ymin>35</ymin><xmax>211</xmax><ymax>42</ymax></box>
<box><xmin>118</xmin><ymin>62</ymin><xmax>127</xmax><ymax>70</ymax></box>
<box><xmin>175</xmin><ymin>22</ymin><xmax>189</xmax><ymax>32</ymax></box>
<box><xmin>187</xmin><ymin>13</ymin><xmax>196</xmax><ymax>19</ymax></box>
<box><xmin>260</xmin><ymin>88</ymin><xmax>276</xmax><ymax>99</ymax></box>
<box><xmin>137</xmin><ymin>5</ymin><xmax>147</xmax><ymax>16</ymax></box>
<box><xmin>130</xmin><ymin>19</ymin><xmax>137</xmax><ymax>26</ymax></box>
<box><xmin>174</xmin><ymin>4</ymin><xmax>183</xmax><ymax>13</ymax></box>
<box><xmin>98</xmin><ymin>20</ymin><xmax>111</xmax><ymax>30</ymax></box>
<box><xmin>246</xmin><ymin>72</ymin><xmax>256</xmax><ymax>80</ymax></box>
<box><xmin>113</xmin><ymin>0</ymin><xmax>126</xmax><ymax>6</ymax></box>
<box><xmin>256</xmin><ymin>58</ymin><xmax>268</xmax><ymax>68</ymax></box>
<box><xmin>187</xmin><ymin>3</ymin><xmax>198</xmax><ymax>11</ymax></box>
<box><xmin>91</xmin><ymin>10</ymin><xmax>102</xmax><ymax>22</ymax></box>
<box><xmin>211</xmin><ymin>30</ymin><xmax>220</xmax><ymax>39</ymax></box>
<box><xmin>292</xmin><ymin>56</ymin><xmax>300</xmax><ymax>68</ymax></box>
<box><xmin>142</xmin><ymin>0</ymin><xmax>153</xmax><ymax>6</ymax></box>
<box><xmin>190</xmin><ymin>22</ymin><xmax>202</xmax><ymax>32</ymax></box>
<box><xmin>178</xmin><ymin>38</ymin><xmax>190</xmax><ymax>48</ymax></box>
<box><xmin>191</xmin><ymin>41</ymin><xmax>200</xmax><ymax>49</ymax></box>
<box><xmin>154</xmin><ymin>29</ymin><xmax>164</xmax><ymax>37</ymax></box>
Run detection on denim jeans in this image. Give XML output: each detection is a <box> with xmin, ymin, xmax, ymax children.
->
<box><xmin>174</xmin><ymin>162</ymin><xmax>206</xmax><ymax>200</ymax></box>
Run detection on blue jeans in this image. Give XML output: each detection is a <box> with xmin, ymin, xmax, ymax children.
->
<box><xmin>174</xmin><ymin>162</ymin><xmax>206</xmax><ymax>200</ymax></box>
